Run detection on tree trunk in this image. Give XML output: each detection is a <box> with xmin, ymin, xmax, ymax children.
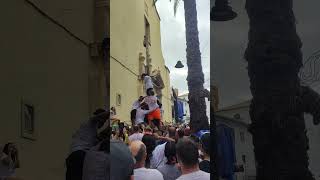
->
<box><xmin>183</xmin><ymin>0</ymin><xmax>209</xmax><ymax>133</ymax></box>
<box><xmin>245</xmin><ymin>0</ymin><xmax>314</xmax><ymax>179</ymax></box>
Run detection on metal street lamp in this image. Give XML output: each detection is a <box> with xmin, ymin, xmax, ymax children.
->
<box><xmin>175</xmin><ymin>60</ymin><xmax>184</xmax><ymax>68</ymax></box>
<box><xmin>211</xmin><ymin>0</ymin><xmax>237</xmax><ymax>21</ymax></box>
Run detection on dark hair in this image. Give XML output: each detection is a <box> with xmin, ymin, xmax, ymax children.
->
<box><xmin>141</xmin><ymin>73</ymin><xmax>148</xmax><ymax>79</ymax></box>
<box><xmin>146</xmin><ymin>88</ymin><xmax>154</xmax><ymax>96</ymax></box>
<box><xmin>142</xmin><ymin>134</ymin><xmax>156</xmax><ymax>167</ymax></box>
<box><xmin>98</xmin><ymin>126</ymin><xmax>111</xmax><ymax>141</ymax></box>
<box><xmin>177</xmin><ymin>129</ymin><xmax>184</xmax><ymax>138</ymax></box>
<box><xmin>176</xmin><ymin>138</ymin><xmax>199</xmax><ymax>167</ymax></box>
<box><xmin>3</xmin><ymin>143</ymin><xmax>13</xmax><ymax>155</ymax></box>
<box><xmin>200</xmin><ymin>133</ymin><xmax>210</xmax><ymax>155</ymax></box>
<box><xmin>165</xmin><ymin>141</ymin><xmax>176</xmax><ymax>164</ymax></box>
<box><xmin>94</xmin><ymin>108</ymin><xmax>106</xmax><ymax>115</ymax></box>
<box><xmin>184</xmin><ymin>127</ymin><xmax>191</xmax><ymax>136</ymax></box>
<box><xmin>140</xmin><ymin>103</ymin><xmax>149</xmax><ymax>110</ymax></box>
<box><xmin>133</xmin><ymin>125</ymin><xmax>139</xmax><ymax>133</ymax></box>
<box><xmin>168</xmin><ymin>127</ymin><xmax>176</xmax><ymax>138</ymax></box>
<box><xmin>157</xmin><ymin>100</ymin><xmax>162</xmax><ymax>108</ymax></box>
<box><xmin>135</xmin><ymin>144</ymin><xmax>146</xmax><ymax>163</ymax></box>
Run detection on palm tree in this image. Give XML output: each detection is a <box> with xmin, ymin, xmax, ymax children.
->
<box><xmin>244</xmin><ymin>0</ymin><xmax>320</xmax><ymax>179</ymax></box>
<box><xmin>154</xmin><ymin>0</ymin><xmax>209</xmax><ymax>133</ymax></box>
<box><xmin>212</xmin><ymin>0</ymin><xmax>320</xmax><ymax>179</ymax></box>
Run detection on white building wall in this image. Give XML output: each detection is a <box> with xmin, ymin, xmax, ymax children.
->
<box><xmin>305</xmin><ymin>114</ymin><xmax>320</xmax><ymax>180</ymax></box>
<box><xmin>217</xmin><ymin>107</ymin><xmax>320</xmax><ymax>180</ymax></box>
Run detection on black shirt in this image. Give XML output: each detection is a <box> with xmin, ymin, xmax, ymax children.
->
<box><xmin>199</xmin><ymin>160</ymin><xmax>210</xmax><ymax>173</ymax></box>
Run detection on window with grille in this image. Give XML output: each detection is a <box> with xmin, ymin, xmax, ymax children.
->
<box><xmin>21</xmin><ymin>99</ymin><xmax>36</xmax><ymax>140</ymax></box>
<box><xmin>116</xmin><ymin>94</ymin><xmax>122</xmax><ymax>106</ymax></box>
<box><xmin>144</xmin><ymin>17</ymin><xmax>151</xmax><ymax>45</ymax></box>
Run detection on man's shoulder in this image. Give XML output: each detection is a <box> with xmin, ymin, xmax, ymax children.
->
<box><xmin>177</xmin><ymin>170</ymin><xmax>210</xmax><ymax>180</ymax></box>
<box><xmin>148</xmin><ymin>169</ymin><xmax>163</xmax><ymax>177</ymax></box>
<box><xmin>153</xmin><ymin>142</ymin><xmax>166</xmax><ymax>154</ymax></box>
<box><xmin>157</xmin><ymin>142</ymin><xmax>167</xmax><ymax>149</ymax></box>
<box><xmin>157</xmin><ymin>164</ymin><xmax>171</xmax><ymax>172</ymax></box>
<box><xmin>136</xmin><ymin>168</ymin><xmax>162</xmax><ymax>176</ymax></box>
<box><xmin>200</xmin><ymin>170</ymin><xmax>210</xmax><ymax>176</ymax></box>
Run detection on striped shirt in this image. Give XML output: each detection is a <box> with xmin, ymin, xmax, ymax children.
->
<box><xmin>82</xmin><ymin>143</ymin><xmax>110</xmax><ymax>180</ymax></box>
<box><xmin>70</xmin><ymin>119</ymin><xmax>99</xmax><ymax>153</ymax></box>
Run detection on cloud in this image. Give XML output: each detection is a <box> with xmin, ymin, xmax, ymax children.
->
<box><xmin>170</xmin><ymin>68</ymin><xmax>188</xmax><ymax>76</ymax></box>
<box><xmin>156</xmin><ymin>0</ymin><xmax>210</xmax><ymax>93</ymax></box>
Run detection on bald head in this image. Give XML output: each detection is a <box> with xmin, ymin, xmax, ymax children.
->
<box><xmin>184</xmin><ymin>127</ymin><xmax>191</xmax><ymax>136</ymax></box>
<box><xmin>168</xmin><ymin>126</ymin><xmax>176</xmax><ymax>138</ymax></box>
<box><xmin>130</xmin><ymin>141</ymin><xmax>146</xmax><ymax>164</ymax></box>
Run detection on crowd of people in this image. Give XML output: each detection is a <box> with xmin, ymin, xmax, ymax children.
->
<box><xmin>1</xmin><ymin>74</ymin><xmax>211</xmax><ymax>180</ymax></box>
<box><xmin>63</xmin><ymin>103</ymin><xmax>210</xmax><ymax>180</ymax></box>
<box><xmin>107</xmin><ymin>73</ymin><xmax>211</xmax><ymax>180</ymax></box>
<box><xmin>113</xmin><ymin>122</ymin><xmax>211</xmax><ymax>180</ymax></box>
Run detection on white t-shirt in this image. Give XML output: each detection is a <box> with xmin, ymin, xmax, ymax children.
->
<box><xmin>70</xmin><ymin>120</ymin><xmax>99</xmax><ymax>153</ymax></box>
<box><xmin>135</xmin><ymin>108</ymin><xmax>153</xmax><ymax>125</ymax></box>
<box><xmin>132</xmin><ymin>100</ymin><xmax>141</xmax><ymax>110</ymax></box>
<box><xmin>150</xmin><ymin>142</ymin><xmax>167</xmax><ymax>169</ymax></box>
<box><xmin>176</xmin><ymin>170</ymin><xmax>210</xmax><ymax>180</ymax></box>
<box><xmin>144</xmin><ymin>76</ymin><xmax>154</xmax><ymax>91</ymax></box>
<box><xmin>129</xmin><ymin>133</ymin><xmax>144</xmax><ymax>142</ymax></box>
<box><xmin>143</xmin><ymin>96</ymin><xmax>159</xmax><ymax>111</ymax></box>
<box><xmin>134</xmin><ymin>167</ymin><xmax>164</xmax><ymax>180</ymax></box>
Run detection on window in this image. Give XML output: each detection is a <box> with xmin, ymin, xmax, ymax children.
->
<box><xmin>144</xmin><ymin>17</ymin><xmax>151</xmax><ymax>45</ymax></box>
<box><xmin>21</xmin><ymin>99</ymin><xmax>36</xmax><ymax>140</ymax></box>
<box><xmin>240</xmin><ymin>131</ymin><xmax>245</xmax><ymax>143</ymax></box>
<box><xmin>116</xmin><ymin>93</ymin><xmax>122</xmax><ymax>106</ymax></box>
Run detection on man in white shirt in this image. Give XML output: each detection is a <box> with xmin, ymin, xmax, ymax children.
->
<box><xmin>131</xmin><ymin>96</ymin><xmax>145</xmax><ymax>125</ymax></box>
<box><xmin>142</xmin><ymin>73</ymin><xmax>154</xmax><ymax>92</ymax></box>
<box><xmin>135</xmin><ymin>103</ymin><xmax>158</xmax><ymax>125</ymax></box>
<box><xmin>129</xmin><ymin>126</ymin><xmax>144</xmax><ymax>143</ymax></box>
<box><xmin>150</xmin><ymin>126</ymin><xmax>177</xmax><ymax>169</ymax></box>
<box><xmin>175</xmin><ymin>138</ymin><xmax>210</xmax><ymax>180</ymax></box>
<box><xmin>132</xmin><ymin>96</ymin><xmax>144</xmax><ymax>110</ymax></box>
<box><xmin>130</xmin><ymin>141</ymin><xmax>164</xmax><ymax>180</ymax></box>
<box><xmin>141</xmin><ymin>73</ymin><xmax>161</xmax><ymax>129</ymax></box>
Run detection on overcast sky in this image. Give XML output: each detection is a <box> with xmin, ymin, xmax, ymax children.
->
<box><xmin>156</xmin><ymin>0</ymin><xmax>210</xmax><ymax>95</ymax></box>
<box><xmin>156</xmin><ymin>0</ymin><xmax>320</xmax><ymax>108</ymax></box>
